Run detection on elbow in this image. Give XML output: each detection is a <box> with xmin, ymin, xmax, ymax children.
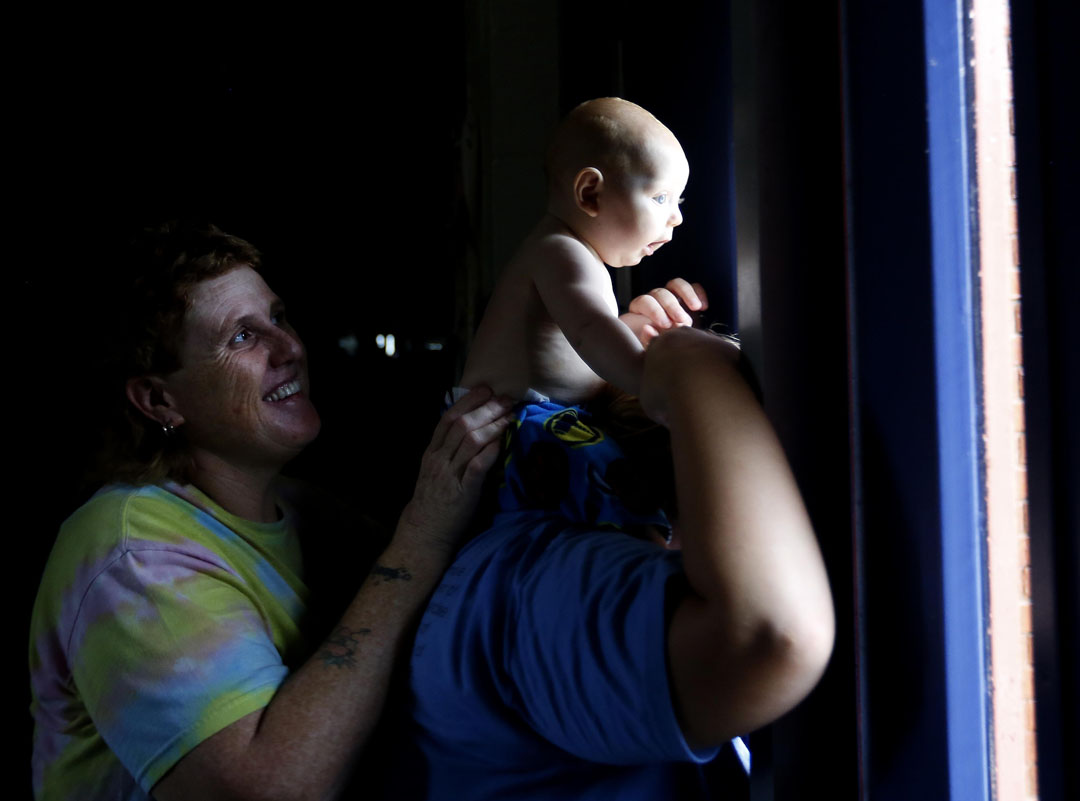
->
<box><xmin>770</xmin><ymin>608</ymin><xmax>834</xmax><ymax>694</ymax></box>
<box><xmin>671</xmin><ymin>589</ymin><xmax>835</xmax><ymax>747</ymax></box>
<box><xmin>753</xmin><ymin>592</ymin><xmax>836</xmax><ymax>712</ymax></box>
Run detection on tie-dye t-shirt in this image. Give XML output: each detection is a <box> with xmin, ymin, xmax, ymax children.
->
<box><xmin>29</xmin><ymin>482</ymin><xmax>312</xmax><ymax>801</ymax></box>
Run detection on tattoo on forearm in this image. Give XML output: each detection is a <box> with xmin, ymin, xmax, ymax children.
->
<box><xmin>370</xmin><ymin>564</ymin><xmax>412</xmax><ymax>584</ymax></box>
<box><xmin>317</xmin><ymin>625</ymin><xmax>371</xmax><ymax>669</ymax></box>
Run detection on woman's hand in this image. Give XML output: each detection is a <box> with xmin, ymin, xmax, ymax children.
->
<box><xmin>619</xmin><ymin>278</ymin><xmax>708</xmax><ymax>347</ymax></box>
<box><xmin>397</xmin><ymin>387</ymin><xmax>514</xmax><ymax>557</ymax></box>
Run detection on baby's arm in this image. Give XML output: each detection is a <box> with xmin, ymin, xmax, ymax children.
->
<box><xmin>532</xmin><ymin>236</ymin><xmax>646</xmax><ymax>397</ymax></box>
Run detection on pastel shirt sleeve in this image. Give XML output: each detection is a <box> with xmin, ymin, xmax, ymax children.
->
<box><xmin>502</xmin><ymin>529</ymin><xmax>720</xmax><ymax>766</ymax></box>
<box><xmin>69</xmin><ymin>543</ymin><xmax>289</xmax><ymax>792</ymax></box>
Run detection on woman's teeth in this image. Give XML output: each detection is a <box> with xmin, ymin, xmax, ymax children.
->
<box><xmin>264</xmin><ymin>380</ymin><xmax>301</xmax><ymax>402</ymax></box>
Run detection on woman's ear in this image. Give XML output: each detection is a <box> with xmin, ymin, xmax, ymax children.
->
<box><xmin>573</xmin><ymin>168</ymin><xmax>604</xmax><ymax>217</ymax></box>
<box><xmin>125</xmin><ymin>376</ymin><xmax>184</xmax><ymax>429</ymax></box>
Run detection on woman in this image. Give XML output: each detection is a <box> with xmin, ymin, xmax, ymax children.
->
<box><xmin>28</xmin><ymin>222</ymin><xmax>514</xmax><ymax>801</ymax></box>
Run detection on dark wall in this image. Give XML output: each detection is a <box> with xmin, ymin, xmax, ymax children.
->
<box><xmin>16</xmin><ymin>14</ymin><xmax>470</xmax><ymax>522</ymax></box>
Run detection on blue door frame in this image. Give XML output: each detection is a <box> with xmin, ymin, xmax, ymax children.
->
<box><xmin>842</xmin><ymin>0</ymin><xmax>990</xmax><ymax>798</ymax></box>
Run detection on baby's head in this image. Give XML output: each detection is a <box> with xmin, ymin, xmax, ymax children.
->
<box><xmin>546</xmin><ymin>98</ymin><xmax>689</xmax><ymax>268</ymax></box>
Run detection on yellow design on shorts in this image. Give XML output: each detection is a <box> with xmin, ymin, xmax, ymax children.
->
<box><xmin>543</xmin><ymin>409</ymin><xmax>604</xmax><ymax>448</ymax></box>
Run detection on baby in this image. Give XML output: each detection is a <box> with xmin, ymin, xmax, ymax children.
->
<box><xmin>459</xmin><ymin>97</ymin><xmax>702</xmax><ymax>405</ymax></box>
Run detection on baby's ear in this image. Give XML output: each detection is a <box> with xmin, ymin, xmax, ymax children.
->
<box><xmin>573</xmin><ymin>168</ymin><xmax>604</xmax><ymax>217</ymax></box>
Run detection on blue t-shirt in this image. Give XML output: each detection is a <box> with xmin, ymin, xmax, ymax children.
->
<box><xmin>407</xmin><ymin>510</ymin><xmax>721</xmax><ymax>800</ymax></box>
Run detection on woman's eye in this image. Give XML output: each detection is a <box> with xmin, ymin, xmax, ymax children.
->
<box><xmin>271</xmin><ymin>311</ymin><xmax>286</xmax><ymax>326</ymax></box>
<box><xmin>654</xmin><ymin>194</ymin><xmax>668</xmax><ymax>205</ymax></box>
<box><xmin>232</xmin><ymin>328</ymin><xmax>252</xmax><ymax>345</ymax></box>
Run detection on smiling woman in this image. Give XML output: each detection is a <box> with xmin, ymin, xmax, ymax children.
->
<box><xmin>128</xmin><ymin>266</ymin><xmax>323</xmax><ymax>522</ymax></box>
<box><xmin>28</xmin><ymin>222</ymin><xmax>514</xmax><ymax>801</ymax></box>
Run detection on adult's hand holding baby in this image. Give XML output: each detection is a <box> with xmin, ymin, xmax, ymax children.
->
<box><xmin>397</xmin><ymin>387</ymin><xmax>514</xmax><ymax>558</ymax></box>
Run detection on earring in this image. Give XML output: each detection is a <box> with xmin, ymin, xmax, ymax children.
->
<box><xmin>161</xmin><ymin>422</ymin><xmax>176</xmax><ymax>436</ymax></box>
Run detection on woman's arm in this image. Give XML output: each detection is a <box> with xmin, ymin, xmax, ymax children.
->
<box><xmin>153</xmin><ymin>388</ymin><xmax>513</xmax><ymax>801</ymax></box>
<box><xmin>639</xmin><ymin>328</ymin><xmax>835</xmax><ymax>748</ymax></box>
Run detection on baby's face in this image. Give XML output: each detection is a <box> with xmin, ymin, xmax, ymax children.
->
<box><xmin>591</xmin><ymin>136</ymin><xmax>689</xmax><ymax>268</ymax></box>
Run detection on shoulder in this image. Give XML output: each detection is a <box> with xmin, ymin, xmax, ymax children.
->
<box><xmin>30</xmin><ymin>485</ymin><xmax>222</xmax><ymax>670</ymax></box>
<box><xmin>521</xmin><ymin>218</ymin><xmax>604</xmax><ymax>280</ymax></box>
<box><xmin>38</xmin><ymin>484</ymin><xmax>242</xmax><ymax>606</ymax></box>
<box><xmin>46</xmin><ymin>484</ymin><xmax>173</xmax><ymax>567</ymax></box>
<box><xmin>438</xmin><ymin>516</ymin><xmax>682</xmax><ymax>622</ymax></box>
<box><xmin>512</xmin><ymin>525</ymin><xmax>683</xmax><ymax>604</ymax></box>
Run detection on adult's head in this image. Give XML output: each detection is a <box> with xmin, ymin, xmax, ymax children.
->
<box><xmin>545</xmin><ymin>97</ymin><xmax>689</xmax><ymax>267</ymax></box>
<box><xmin>100</xmin><ymin>222</ymin><xmax>320</xmax><ymax>486</ymax></box>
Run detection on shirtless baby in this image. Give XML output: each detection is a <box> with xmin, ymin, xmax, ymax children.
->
<box><xmin>459</xmin><ymin>97</ymin><xmax>706</xmax><ymax>405</ymax></box>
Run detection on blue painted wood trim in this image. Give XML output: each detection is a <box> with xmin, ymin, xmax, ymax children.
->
<box><xmin>842</xmin><ymin>0</ymin><xmax>990</xmax><ymax>797</ymax></box>
<box><xmin>921</xmin><ymin>1</ymin><xmax>992</xmax><ymax>798</ymax></box>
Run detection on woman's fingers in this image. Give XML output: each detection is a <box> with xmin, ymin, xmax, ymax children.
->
<box><xmin>460</xmin><ymin>436</ymin><xmax>504</xmax><ymax>497</ymax></box>
<box><xmin>438</xmin><ymin>392</ymin><xmax>514</xmax><ymax>477</ymax></box>
<box><xmin>430</xmin><ymin>386</ymin><xmax>495</xmax><ymax>451</ymax></box>
<box><xmin>403</xmin><ymin>391</ymin><xmax>514</xmax><ymax>551</ymax></box>
<box><xmin>446</xmin><ymin>410</ymin><xmax>513</xmax><ymax>479</ymax></box>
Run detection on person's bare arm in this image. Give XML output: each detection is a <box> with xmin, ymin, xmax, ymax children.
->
<box><xmin>153</xmin><ymin>388</ymin><xmax>513</xmax><ymax>801</ymax></box>
<box><xmin>531</xmin><ymin>238</ymin><xmax>647</xmax><ymax>397</ymax></box>
<box><xmin>639</xmin><ymin>328</ymin><xmax>834</xmax><ymax>748</ymax></box>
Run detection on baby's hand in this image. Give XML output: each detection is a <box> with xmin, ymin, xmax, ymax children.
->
<box><xmin>620</xmin><ymin>278</ymin><xmax>709</xmax><ymax>346</ymax></box>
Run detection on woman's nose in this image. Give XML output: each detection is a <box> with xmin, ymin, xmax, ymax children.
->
<box><xmin>268</xmin><ymin>326</ymin><xmax>304</xmax><ymax>365</ymax></box>
<box><xmin>669</xmin><ymin>205</ymin><xmax>683</xmax><ymax>227</ymax></box>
